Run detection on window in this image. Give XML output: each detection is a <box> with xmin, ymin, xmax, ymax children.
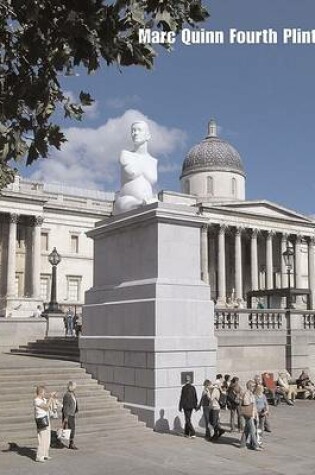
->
<box><xmin>232</xmin><ymin>177</ymin><xmax>237</xmax><ymax>197</ymax></box>
<box><xmin>40</xmin><ymin>275</ymin><xmax>50</xmax><ymax>301</ymax></box>
<box><xmin>17</xmin><ymin>225</ymin><xmax>25</xmax><ymax>249</ymax></box>
<box><xmin>67</xmin><ymin>276</ymin><xmax>81</xmax><ymax>302</ymax></box>
<box><xmin>41</xmin><ymin>232</ymin><xmax>49</xmax><ymax>251</ymax></box>
<box><xmin>71</xmin><ymin>235</ymin><xmax>79</xmax><ymax>253</ymax></box>
<box><xmin>207</xmin><ymin>176</ymin><xmax>214</xmax><ymax>196</ymax></box>
<box><xmin>184</xmin><ymin>180</ymin><xmax>190</xmax><ymax>194</ymax></box>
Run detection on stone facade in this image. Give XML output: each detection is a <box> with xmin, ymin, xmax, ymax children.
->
<box><xmin>0</xmin><ymin>176</ymin><xmax>113</xmax><ymax>318</ymax></box>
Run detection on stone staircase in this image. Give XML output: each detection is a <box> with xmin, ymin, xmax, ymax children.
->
<box><xmin>0</xmin><ymin>350</ymin><xmax>151</xmax><ymax>450</ymax></box>
<box><xmin>10</xmin><ymin>337</ymin><xmax>80</xmax><ymax>361</ymax></box>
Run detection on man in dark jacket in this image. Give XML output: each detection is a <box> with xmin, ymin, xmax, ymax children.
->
<box><xmin>62</xmin><ymin>381</ymin><xmax>79</xmax><ymax>449</ymax></box>
<box><xmin>179</xmin><ymin>375</ymin><xmax>198</xmax><ymax>438</ymax></box>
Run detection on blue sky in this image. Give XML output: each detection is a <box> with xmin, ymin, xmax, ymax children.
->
<box><xmin>23</xmin><ymin>0</ymin><xmax>315</xmax><ymax>215</ymax></box>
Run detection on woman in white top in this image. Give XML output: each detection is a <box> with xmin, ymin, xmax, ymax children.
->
<box><xmin>33</xmin><ymin>386</ymin><xmax>56</xmax><ymax>463</ymax></box>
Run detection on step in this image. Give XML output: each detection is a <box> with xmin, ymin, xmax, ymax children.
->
<box><xmin>0</xmin><ymin>407</ymin><xmax>131</xmax><ymax>425</ymax></box>
<box><xmin>0</xmin><ymin>363</ymin><xmax>82</xmax><ymax>373</ymax></box>
<box><xmin>12</xmin><ymin>347</ymin><xmax>80</xmax><ymax>355</ymax></box>
<box><xmin>0</xmin><ymin>372</ymin><xmax>92</xmax><ymax>383</ymax></box>
<box><xmin>0</xmin><ymin>390</ymin><xmax>115</xmax><ymax>406</ymax></box>
<box><xmin>0</xmin><ymin>413</ymin><xmax>138</xmax><ymax>434</ymax></box>
<box><xmin>0</xmin><ymin>377</ymin><xmax>97</xmax><ymax>388</ymax></box>
<box><xmin>0</xmin><ymin>398</ymin><xmax>121</xmax><ymax>417</ymax></box>
<box><xmin>9</xmin><ymin>351</ymin><xmax>80</xmax><ymax>361</ymax></box>
<box><xmin>0</xmin><ymin>388</ymin><xmax>106</xmax><ymax>402</ymax></box>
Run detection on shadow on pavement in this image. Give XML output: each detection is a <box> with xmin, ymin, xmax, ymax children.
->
<box><xmin>2</xmin><ymin>442</ymin><xmax>36</xmax><ymax>461</ymax></box>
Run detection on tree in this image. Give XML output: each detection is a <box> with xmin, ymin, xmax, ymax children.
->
<box><xmin>0</xmin><ymin>0</ymin><xmax>209</xmax><ymax>189</ymax></box>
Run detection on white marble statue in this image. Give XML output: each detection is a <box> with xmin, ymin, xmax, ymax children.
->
<box><xmin>113</xmin><ymin>121</ymin><xmax>158</xmax><ymax>215</ymax></box>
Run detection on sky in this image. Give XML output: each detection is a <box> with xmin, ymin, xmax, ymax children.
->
<box><xmin>20</xmin><ymin>0</ymin><xmax>315</xmax><ymax>215</ymax></box>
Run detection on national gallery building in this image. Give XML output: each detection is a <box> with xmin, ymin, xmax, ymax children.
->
<box><xmin>161</xmin><ymin>119</ymin><xmax>315</xmax><ymax>310</ymax></box>
<box><xmin>1</xmin><ymin>119</ymin><xmax>315</xmax><ymax>319</ymax></box>
<box><xmin>0</xmin><ymin>176</ymin><xmax>113</xmax><ymax>318</ymax></box>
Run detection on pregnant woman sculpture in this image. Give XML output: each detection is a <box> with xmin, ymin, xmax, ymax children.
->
<box><xmin>113</xmin><ymin>121</ymin><xmax>158</xmax><ymax>215</ymax></box>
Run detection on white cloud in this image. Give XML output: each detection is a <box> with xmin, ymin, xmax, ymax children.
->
<box><xmin>106</xmin><ymin>95</ymin><xmax>140</xmax><ymax>110</ymax></box>
<box><xmin>28</xmin><ymin>109</ymin><xmax>186</xmax><ymax>190</ymax></box>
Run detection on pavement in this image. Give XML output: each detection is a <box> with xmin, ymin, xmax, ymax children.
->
<box><xmin>1</xmin><ymin>398</ymin><xmax>315</xmax><ymax>475</ymax></box>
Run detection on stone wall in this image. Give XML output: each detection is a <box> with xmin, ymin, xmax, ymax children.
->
<box><xmin>0</xmin><ymin>318</ymin><xmax>46</xmax><ymax>351</ymax></box>
<box><xmin>215</xmin><ymin>308</ymin><xmax>315</xmax><ymax>381</ymax></box>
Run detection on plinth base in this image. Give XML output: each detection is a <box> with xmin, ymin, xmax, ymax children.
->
<box><xmin>81</xmin><ymin>202</ymin><xmax>217</xmax><ymax>429</ymax></box>
<box><xmin>43</xmin><ymin>312</ymin><xmax>65</xmax><ymax>337</ymax></box>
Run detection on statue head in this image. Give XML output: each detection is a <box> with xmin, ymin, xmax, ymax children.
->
<box><xmin>131</xmin><ymin>121</ymin><xmax>151</xmax><ymax>147</ymax></box>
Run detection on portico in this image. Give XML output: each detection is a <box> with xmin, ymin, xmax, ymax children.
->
<box><xmin>199</xmin><ymin>202</ymin><xmax>315</xmax><ymax>308</ymax></box>
<box><xmin>0</xmin><ymin>208</ymin><xmax>46</xmax><ymax>317</ymax></box>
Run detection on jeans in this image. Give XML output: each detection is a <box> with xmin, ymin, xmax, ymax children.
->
<box><xmin>202</xmin><ymin>406</ymin><xmax>211</xmax><ymax>438</ymax></box>
<box><xmin>240</xmin><ymin>417</ymin><xmax>258</xmax><ymax>449</ymax></box>
<box><xmin>230</xmin><ymin>405</ymin><xmax>244</xmax><ymax>431</ymax></box>
<box><xmin>67</xmin><ymin>317</ymin><xmax>74</xmax><ymax>336</ymax></box>
<box><xmin>183</xmin><ymin>409</ymin><xmax>195</xmax><ymax>436</ymax></box>
<box><xmin>209</xmin><ymin>409</ymin><xmax>222</xmax><ymax>436</ymax></box>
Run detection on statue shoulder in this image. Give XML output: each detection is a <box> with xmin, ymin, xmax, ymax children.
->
<box><xmin>120</xmin><ymin>150</ymin><xmax>134</xmax><ymax>165</ymax></box>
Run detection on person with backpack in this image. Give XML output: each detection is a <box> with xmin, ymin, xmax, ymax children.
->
<box><xmin>198</xmin><ymin>379</ymin><xmax>212</xmax><ymax>440</ymax></box>
<box><xmin>227</xmin><ymin>376</ymin><xmax>243</xmax><ymax>432</ymax></box>
<box><xmin>209</xmin><ymin>377</ymin><xmax>226</xmax><ymax>440</ymax></box>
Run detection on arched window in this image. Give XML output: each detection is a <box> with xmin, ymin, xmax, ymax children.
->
<box><xmin>207</xmin><ymin>176</ymin><xmax>214</xmax><ymax>196</ymax></box>
<box><xmin>184</xmin><ymin>180</ymin><xmax>190</xmax><ymax>195</ymax></box>
<box><xmin>232</xmin><ymin>177</ymin><xmax>237</xmax><ymax>197</ymax></box>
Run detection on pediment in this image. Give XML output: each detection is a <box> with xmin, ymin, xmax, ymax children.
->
<box><xmin>209</xmin><ymin>200</ymin><xmax>313</xmax><ymax>224</ymax></box>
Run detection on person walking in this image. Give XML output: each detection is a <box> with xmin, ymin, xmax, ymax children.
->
<box><xmin>33</xmin><ymin>386</ymin><xmax>57</xmax><ymax>462</ymax></box>
<box><xmin>240</xmin><ymin>380</ymin><xmax>262</xmax><ymax>451</ymax></box>
<box><xmin>254</xmin><ymin>384</ymin><xmax>269</xmax><ymax>445</ymax></box>
<box><xmin>227</xmin><ymin>376</ymin><xmax>243</xmax><ymax>432</ymax></box>
<box><xmin>179</xmin><ymin>375</ymin><xmax>198</xmax><ymax>438</ymax></box>
<box><xmin>62</xmin><ymin>381</ymin><xmax>79</xmax><ymax>449</ymax></box>
<box><xmin>209</xmin><ymin>380</ymin><xmax>225</xmax><ymax>440</ymax></box>
<box><xmin>198</xmin><ymin>379</ymin><xmax>212</xmax><ymax>440</ymax></box>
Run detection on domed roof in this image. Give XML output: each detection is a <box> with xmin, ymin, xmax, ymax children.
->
<box><xmin>181</xmin><ymin>120</ymin><xmax>246</xmax><ymax>178</ymax></box>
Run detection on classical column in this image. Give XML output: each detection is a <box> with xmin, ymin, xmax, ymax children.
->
<box><xmin>200</xmin><ymin>224</ymin><xmax>209</xmax><ymax>284</ymax></box>
<box><xmin>32</xmin><ymin>216</ymin><xmax>44</xmax><ymax>299</ymax></box>
<box><xmin>281</xmin><ymin>233</ymin><xmax>289</xmax><ymax>288</ymax></box>
<box><xmin>266</xmin><ymin>231</ymin><xmax>274</xmax><ymax>289</ymax></box>
<box><xmin>235</xmin><ymin>227</ymin><xmax>243</xmax><ymax>300</ymax></box>
<box><xmin>217</xmin><ymin>224</ymin><xmax>226</xmax><ymax>304</ymax></box>
<box><xmin>308</xmin><ymin>237</ymin><xmax>315</xmax><ymax>309</ymax></box>
<box><xmin>295</xmin><ymin>234</ymin><xmax>303</xmax><ymax>289</ymax></box>
<box><xmin>7</xmin><ymin>213</ymin><xmax>19</xmax><ymax>298</ymax></box>
<box><xmin>251</xmin><ymin>228</ymin><xmax>259</xmax><ymax>291</ymax></box>
<box><xmin>208</xmin><ymin>227</ymin><xmax>216</xmax><ymax>295</ymax></box>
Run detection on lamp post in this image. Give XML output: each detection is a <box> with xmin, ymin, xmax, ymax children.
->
<box><xmin>283</xmin><ymin>244</ymin><xmax>294</xmax><ymax>309</ymax></box>
<box><xmin>282</xmin><ymin>243</ymin><xmax>295</xmax><ymax>374</ymax></box>
<box><xmin>47</xmin><ymin>247</ymin><xmax>62</xmax><ymax>313</ymax></box>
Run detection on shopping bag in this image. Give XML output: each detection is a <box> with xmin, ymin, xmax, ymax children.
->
<box><xmin>56</xmin><ymin>428</ymin><xmax>71</xmax><ymax>446</ymax></box>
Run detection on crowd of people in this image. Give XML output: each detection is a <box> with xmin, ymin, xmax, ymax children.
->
<box><xmin>179</xmin><ymin>369</ymin><xmax>315</xmax><ymax>451</ymax></box>
<box><xmin>33</xmin><ymin>381</ymin><xmax>79</xmax><ymax>463</ymax></box>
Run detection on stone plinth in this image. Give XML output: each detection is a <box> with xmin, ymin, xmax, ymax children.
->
<box><xmin>43</xmin><ymin>312</ymin><xmax>65</xmax><ymax>337</ymax></box>
<box><xmin>80</xmin><ymin>202</ymin><xmax>217</xmax><ymax>429</ymax></box>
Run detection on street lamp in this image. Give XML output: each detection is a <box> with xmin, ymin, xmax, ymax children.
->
<box><xmin>283</xmin><ymin>244</ymin><xmax>294</xmax><ymax>309</ymax></box>
<box><xmin>282</xmin><ymin>243</ymin><xmax>294</xmax><ymax>375</ymax></box>
<box><xmin>47</xmin><ymin>247</ymin><xmax>62</xmax><ymax>313</ymax></box>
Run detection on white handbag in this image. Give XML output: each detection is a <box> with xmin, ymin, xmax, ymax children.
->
<box><xmin>56</xmin><ymin>428</ymin><xmax>71</xmax><ymax>446</ymax></box>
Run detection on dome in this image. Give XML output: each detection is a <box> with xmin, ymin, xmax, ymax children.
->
<box><xmin>181</xmin><ymin>119</ymin><xmax>246</xmax><ymax>178</ymax></box>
